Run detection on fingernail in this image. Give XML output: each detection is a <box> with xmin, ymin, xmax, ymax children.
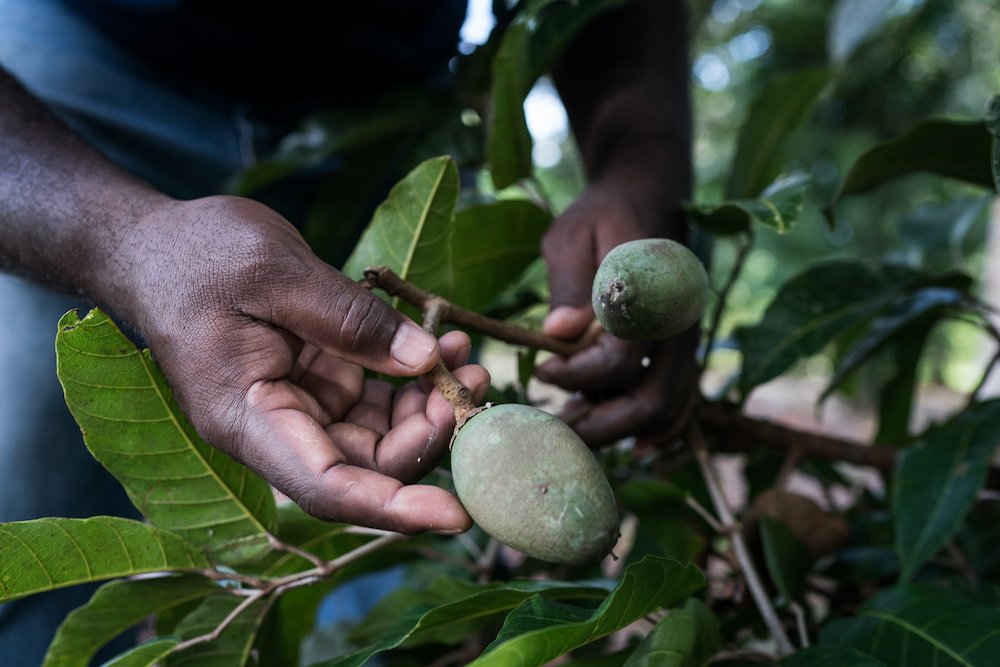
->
<box><xmin>390</xmin><ymin>323</ymin><xmax>437</xmax><ymax>370</ymax></box>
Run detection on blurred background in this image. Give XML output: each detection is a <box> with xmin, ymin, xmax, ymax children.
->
<box><xmin>468</xmin><ymin>0</ymin><xmax>1000</xmax><ymax>438</ymax></box>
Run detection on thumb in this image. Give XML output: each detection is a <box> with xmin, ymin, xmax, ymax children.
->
<box><xmin>267</xmin><ymin>263</ymin><xmax>440</xmax><ymax>376</ymax></box>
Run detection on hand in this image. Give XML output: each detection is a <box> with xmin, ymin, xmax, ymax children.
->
<box><xmin>535</xmin><ymin>183</ymin><xmax>699</xmax><ymax>447</ymax></box>
<box><xmin>118</xmin><ymin>196</ymin><xmax>490</xmax><ymax>534</ymax></box>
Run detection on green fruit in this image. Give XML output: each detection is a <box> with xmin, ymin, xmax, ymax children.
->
<box><xmin>451</xmin><ymin>404</ymin><xmax>619</xmax><ymax>565</ymax></box>
<box><xmin>592</xmin><ymin>238</ymin><xmax>709</xmax><ymax>341</ymax></box>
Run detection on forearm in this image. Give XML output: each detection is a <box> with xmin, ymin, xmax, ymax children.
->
<box><xmin>553</xmin><ymin>0</ymin><xmax>692</xmax><ymax>236</ymax></box>
<box><xmin>0</xmin><ymin>67</ymin><xmax>170</xmax><ymax>312</ymax></box>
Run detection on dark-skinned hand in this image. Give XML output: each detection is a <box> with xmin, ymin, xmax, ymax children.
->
<box><xmin>536</xmin><ymin>182</ymin><xmax>698</xmax><ymax>447</ymax></box>
<box><xmin>118</xmin><ymin>195</ymin><xmax>489</xmax><ymax>534</ymax></box>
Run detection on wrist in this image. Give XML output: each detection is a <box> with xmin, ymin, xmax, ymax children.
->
<box><xmin>579</xmin><ymin>87</ymin><xmax>692</xmax><ymax>238</ymax></box>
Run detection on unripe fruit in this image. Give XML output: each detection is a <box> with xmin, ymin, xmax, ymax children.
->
<box><xmin>592</xmin><ymin>238</ymin><xmax>709</xmax><ymax>341</ymax></box>
<box><xmin>451</xmin><ymin>404</ymin><xmax>619</xmax><ymax>565</ymax></box>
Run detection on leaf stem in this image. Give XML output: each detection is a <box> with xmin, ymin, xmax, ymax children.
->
<box><xmin>700</xmin><ymin>230</ymin><xmax>754</xmax><ymax>381</ymax></box>
<box><xmin>684</xmin><ymin>495</ymin><xmax>725</xmax><ymax>534</ymax></box>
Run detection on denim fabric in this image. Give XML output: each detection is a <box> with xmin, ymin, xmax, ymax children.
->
<box><xmin>0</xmin><ymin>1</ymin><xmax>405</xmax><ymax>663</ymax></box>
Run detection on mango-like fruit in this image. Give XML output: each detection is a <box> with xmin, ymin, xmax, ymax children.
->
<box><xmin>592</xmin><ymin>238</ymin><xmax>709</xmax><ymax>341</ymax></box>
<box><xmin>451</xmin><ymin>403</ymin><xmax>619</xmax><ymax>565</ymax></box>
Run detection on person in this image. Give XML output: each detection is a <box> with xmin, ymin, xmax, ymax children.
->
<box><xmin>0</xmin><ymin>0</ymin><xmax>693</xmax><ymax>663</ymax></box>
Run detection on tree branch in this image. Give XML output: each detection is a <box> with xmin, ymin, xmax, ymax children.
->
<box><xmin>699</xmin><ymin>401</ymin><xmax>896</xmax><ymax>471</ymax></box>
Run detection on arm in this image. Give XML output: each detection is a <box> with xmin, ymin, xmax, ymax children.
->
<box><xmin>536</xmin><ymin>0</ymin><xmax>697</xmax><ymax>445</ymax></box>
<box><xmin>0</xmin><ymin>67</ymin><xmax>487</xmax><ymax>533</ymax></box>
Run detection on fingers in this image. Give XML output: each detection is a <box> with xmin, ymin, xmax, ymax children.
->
<box><xmin>542</xmin><ymin>305</ymin><xmax>593</xmax><ymax>340</ymax></box>
<box><xmin>541</xmin><ymin>217</ymin><xmax>596</xmax><ymax>311</ymax></box>
<box><xmin>272</xmin><ymin>263</ymin><xmax>441</xmax><ymax>377</ymax></box>
<box><xmin>234</xmin><ymin>382</ymin><xmax>472</xmax><ymax>534</ymax></box>
<box><xmin>375</xmin><ymin>364</ymin><xmax>490</xmax><ymax>481</ymax></box>
<box><xmin>563</xmin><ymin>393</ymin><xmax>660</xmax><ymax>446</ymax></box>
<box><xmin>304</xmin><ymin>466</ymin><xmax>472</xmax><ymax>534</ymax></box>
<box><xmin>556</xmin><ymin>333</ymin><xmax>699</xmax><ymax>446</ymax></box>
<box><xmin>536</xmin><ymin>334</ymin><xmax>649</xmax><ymax>392</ymax></box>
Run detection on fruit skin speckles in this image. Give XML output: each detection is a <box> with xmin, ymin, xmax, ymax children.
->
<box><xmin>450</xmin><ymin>403</ymin><xmax>619</xmax><ymax>565</ymax></box>
<box><xmin>592</xmin><ymin>238</ymin><xmax>709</xmax><ymax>341</ymax></box>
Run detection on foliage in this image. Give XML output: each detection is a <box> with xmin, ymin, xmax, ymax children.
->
<box><xmin>3</xmin><ymin>0</ymin><xmax>1000</xmax><ymax>665</ymax></box>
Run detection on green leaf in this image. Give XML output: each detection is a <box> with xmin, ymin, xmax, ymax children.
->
<box><xmin>472</xmin><ymin>557</ymin><xmax>704</xmax><ymax>666</ymax></box>
<box><xmin>488</xmin><ymin>0</ymin><xmax>629</xmax><ymax>189</ymax></box>
<box><xmin>988</xmin><ymin>94</ymin><xmax>1000</xmax><ymax>192</ymax></box>
<box><xmin>820</xmin><ymin>285</ymin><xmax>969</xmax><ymax>404</ymax></box>
<box><xmin>56</xmin><ymin>308</ymin><xmax>277</xmax><ymax>564</ymax></box>
<box><xmin>252</xmin><ymin>505</ymin><xmax>419</xmax><ymax>664</ymax></box>
<box><xmin>617</xmin><ymin>479</ymin><xmax>705</xmax><ymax>564</ymax></box>
<box><xmin>725</xmin><ymin>69</ymin><xmax>830</xmax><ymax>199</ymax></box>
<box><xmin>782</xmin><ymin>645</ymin><xmax>887</xmax><ymax>666</ymax></box>
<box><xmin>166</xmin><ymin>594</ymin><xmax>270</xmax><ymax>667</ymax></box>
<box><xmin>450</xmin><ymin>199</ymin><xmax>550</xmax><ymax>312</ymax></box>
<box><xmin>0</xmin><ymin>517</ymin><xmax>208</xmax><ymax>602</ymax></box>
<box><xmin>228</xmin><ymin>93</ymin><xmax>445</xmax><ymax>196</ymax></box>
<box><xmin>735</xmin><ymin>261</ymin><xmax>894</xmax><ymax>398</ymax></box>
<box><xmin>102</xmin><ymin>639</ymin><xmax>179</xmax><ymax>667</ymax></box>
<box><xmin>820</xmin><ymin>584</ymin><xmax>1000</xmax><ymax>666</ymax></box>
<box><xmin>249</xmin><ymin>504</ymin><xmax>370</xmax><ymax>578</ymax></box>
<box><xmin>361</xmin><ymin>574</ymin><xmax>612</xmax><ymax>649</ymax></box>
<box><xmin>341</xmin><ymin>156</ymin><xmax>459</xmax><ymax>304</ymax></box>
<box><xmin>893</xmin><ymin>400</ymin><xmax>1000</xmax><ymax>581</ymax></box>
<box><xmin>621</xmin><ymin>598</ymin><xmax>721</xmax><ymax>667</ymax></box>
<box><xmin>898</xmin><ymin>196</ymin><xmax>992</xmax><ymax>257</ymax></box>
<box><xmin>43</xmin><ymin>575</ymin><xmax>218</xmax><ymax>667</ymax></box>
<box><xmin>874</xmin><ymin>322</ymin><xmax>932</xmax><ymax>446</ymax></box>
<box><xmin>759</xmin><ymin>518</ymin><xmax>812</xmax><ymax>603</ymax></box>
<box><xmin>828</xmin><ymin>118</ymin><xmax>995</xmax><ymax>216</ymax></box>
<box><xmin>688</xmin><ymin>172</ymin><xmax>810</xmax><ymax>236</ymax></box>
<box><xmin>304</xmin><ymin>149</ymin><xmax>403</xmax><ymax>267</ymax></box>
<box><xmin>314</xmin><ymin>575</ymin><xmax>614</xmax><ymax>667</ymax></box>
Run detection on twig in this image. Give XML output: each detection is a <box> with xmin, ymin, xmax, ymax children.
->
<box><xmin>700</xmin><ymin>230</ymin><xmax>754</xmax><ymax>380</ymax></box>
<box><xmin>711</xmin><ymin>648</ymin><xmax>778</xmax><ymax>663</ymax></box>
<box><xmin>317</xmin><ymin>533</ymin><xmax>405</xmax><ymax>578</ymax></box>
<box><xmin>945</xmin><ymin>540</ymin><xmax>977</xmax><ymax>583</ymax></box>
<box><xmin>685</xmin><ymin>495</ymin><xmax>725</xmax><ymax>534</ymax></box>
<box><xmin>171</xmin><ymin>532</ymin><xmax>406</xmax><ymax>658</ymax></box>
<box><xmin>477</xmin><ymin>537</ymin><xmax>501</xmax><ymax>583</ymax></box>
<box><xmin>456</xmin><ymin>531</ymin><xmax>484</xmax><ymax>561</ymax></box>
<box><xmin>364</xmin><ymin>266</ymin><xmax>602</xmax><ymax>356</ymax></box>
<box><xmin>267</xmin><ymin>532</ymin><xmax>325</xmax><ymax>570</ymax></box>
<box><xmin>775</xmin><ymin>447</ymin><xmax>803</xmax><ymax>490</ymax></box>
<box><xmin>196</xmin><ymin>568</ymin><xmax>265</xmax><ymax>589</ymax></box>
<box><xmin>689</xmin><ymin>424</ymin><xmax>794</xmax><ymax>656</ymax></box>
<box><xmin>789</xmin><ymin>601</ymin><xmax>810</xmax><ymax>648</ymax></box>
<box><xmin>170</xmin><ymin>588</ymin><xmax>267</xmax><ymax>653</ymax></box>
<box><xmin>967</xmin><ymin>344</ymin><xmax>1000</xmax><ymax>409</ymax></box>
<box><xmin>342</xmin><ymin>526</ymin><xmax>396</xmax><ymax>537</ymax></box>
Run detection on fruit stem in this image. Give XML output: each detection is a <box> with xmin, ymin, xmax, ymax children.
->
<box><xmin>420</xmin><ymin>294</ymin><xmax>479</xmax><ymax>426</ymax></box>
